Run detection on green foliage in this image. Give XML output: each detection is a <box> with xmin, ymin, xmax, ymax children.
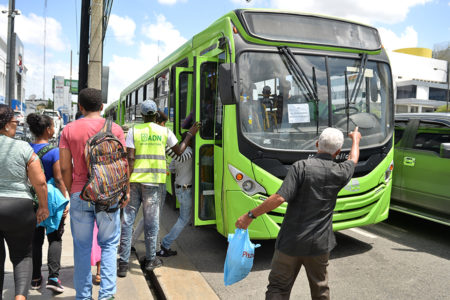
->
<box><xmin>432</xmin><ymin>42</ymin><xmax>450</xmax><ymax>63</ymax></box>
<box><xmin>46</xmin><ymin>99</ymin><xmax>54</xmax><ymax>109</ymax></box>
<box><xmin>436</xmin><ymin>104</ymin><xmax>450</xmax><ymax>112</ymax></box>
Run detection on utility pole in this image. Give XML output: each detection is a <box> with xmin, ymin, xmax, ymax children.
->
<box><xmin>88</xmin><ymin>0</ymin><xmax>103</xmax><ymax>89</ymax></box>
<box><xmin>69</xmin><ymin>50</ymin><xmax>73</xmax><ymax>118</ymax></box>
<box><xmin>2</xmin><ymin>0</ymin><xmax>20</xmax><ymax>107</ymax></box>
<box><xmin>78</xmin><ymin>0</ymin><xmax>90</xmax><ymax>92</ymax></box>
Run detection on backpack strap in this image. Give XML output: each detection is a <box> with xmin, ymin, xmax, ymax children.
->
<box><xmin>36</xmin><ymin>144</ymin><xmax>56</xmax><ymax>159</ymax></box>
<box><xmin>102</xmin><ymin>118</ymin><xmax>113</xmax><ymax>133</ymax></box>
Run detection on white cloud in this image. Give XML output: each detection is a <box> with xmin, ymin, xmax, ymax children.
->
<box><xmin>108</xmin><ymin>14</ymin><xmax>136</xmax><ymax>45</ymax></box>
<box><xmin>157</xmin><ymin>0</ymin><xmax>187</xmax><ymax>5</ymax></box>
<box><xmin>269</xmin><ymin>0</ymin><xmax>432</xmax><ymax>25</ymax></box>
<box><xmin>378</xmin><ymin>26</ymin><xmax>418</xmax><ymax>51</ymax></box>
<box><xmin>0</xmin><ymin>5</ymin><xmax>71</xmax><ymax>99</ymax></box>
<box><xmin>24</xmin><ymin>49</ymin><xmax>77</xmax><ymax>100</ymax></box>
<box><xmin>230</xmin><ymin>0</ymin><xmax>264</xmax><ymax>6</ymax></box>
<box><xmin>0</xmin><ymin>5</ymin><xmax>66</xmax><ymax>51</ymax></box>
<box><xmin>141</xmin><ymin>14</ymin><xmax>187</xmax><ymax>51</ymax></box>
<box><xmin>107</xmin><ymin>14</ymin><xmax>187</xmax><ymax>103</ymax></box>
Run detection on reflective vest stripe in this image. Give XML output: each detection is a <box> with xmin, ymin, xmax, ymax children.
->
<box><xmin>132</xmin><ymin>168</ymin><xmax>166</xmax><ymax>174</ymax></box>
<box><xmin>134</xmin><ymin>154</ymin><xmax>166</xmax><ymax>160</ymax></box>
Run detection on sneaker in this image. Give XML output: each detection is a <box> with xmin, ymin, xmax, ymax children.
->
<box><xmin>46</xmin><ymin>278</ymin><xmax>64</xmax><ymax>293</ymax></box>
<box><xmin>156</xmin><ymin>245</ymin><xmax>177</xmax><ymax>257</ymax></box>
<box><xmin>117</xmin><ymin>259</ymin><xmax>128</xmax><ymax>278</ymax></box>
<box><xmin>145</xmin><ymin>257</ymin><xmax>163</xmax><ymax>271</ymax></box>
<box><xmin>30</xmin><ymin>276</ymin><xmax>42</xmax><ymax>290</ymax></box>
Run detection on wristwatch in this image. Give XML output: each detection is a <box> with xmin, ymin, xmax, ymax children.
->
<box><xmin>247</xmin><ymin>210</ymin><xmax>256</xmax><ymax>219</ymax></box>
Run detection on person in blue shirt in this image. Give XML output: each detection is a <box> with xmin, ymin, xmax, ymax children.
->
<box><xmin>27</xmin><ymin>113</ymin><xmax>69</xmax><ymax>293</ymax></box>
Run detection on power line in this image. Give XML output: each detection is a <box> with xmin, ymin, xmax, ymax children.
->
<box><xmin>103</xmin><ymin>0</ymin><xmax>113</xmax><ymax>41</ymax></box>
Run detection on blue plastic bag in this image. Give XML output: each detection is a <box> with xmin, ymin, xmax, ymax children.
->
<box><xmin>224</xmin><ymin>228</ymin><xmax>261</xmax><ymax>286</ymax></box>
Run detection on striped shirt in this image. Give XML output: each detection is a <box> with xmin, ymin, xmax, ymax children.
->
<box><xmin>165</xmin><ymin>145</ymin><xmax>193</xmax><ymax>163</ymax></box>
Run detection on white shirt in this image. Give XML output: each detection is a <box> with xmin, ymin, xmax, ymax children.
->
<box><xmin>169</xmin><ymin>146</ymin><xmax>193</xmax><ymax>186</ymax></box>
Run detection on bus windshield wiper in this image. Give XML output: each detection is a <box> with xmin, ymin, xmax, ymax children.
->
<box><xmin>343</xmin><ymin>53</ymin><xmax>368</xmax><ymax>134</ymax></box>
<box><xmin>344</xmin><ymin>70</ymin><xmax>350</xmax><ymax>135</ymax></box>
<box><xmin>278</xmin><ymin>46</ymin><xmax>320</xmax><ymax>135</ymax></box>
<box><xmin>349</xmin><ymin>53</ymin><xmax>368</xmax><ymax>104</ymax></box>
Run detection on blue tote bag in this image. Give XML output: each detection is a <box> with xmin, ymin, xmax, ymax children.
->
<box><xmin>224</xmin><ymin>228</ymin><xmax>261</xmax><ymax>286</ymax></box>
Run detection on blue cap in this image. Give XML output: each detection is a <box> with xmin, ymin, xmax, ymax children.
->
<box><xmin>141</xmin><ymin>100</ymin><xmax>158</xmax><ymax>115</ymax></box>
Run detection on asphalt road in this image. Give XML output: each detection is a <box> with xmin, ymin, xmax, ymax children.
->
<box><xmin>160</xmin><ymin>203</ymin><xmax>450</xmax><ymax>300</ymax></box>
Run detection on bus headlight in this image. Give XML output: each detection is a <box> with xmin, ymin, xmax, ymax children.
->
<box><xmin>228</xmin><ymin>164</ymin><xmax>267</xmax><ymax>196</ymax></box>
<box><xmin>384</xmin><ymin>160</ymin><xmax>394</xmax><ymax>183</ymax></box>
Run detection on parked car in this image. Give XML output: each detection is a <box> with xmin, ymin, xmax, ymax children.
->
<box><xmin>42</xmin><ymin>109</ymin><xmax>62</xmax><ymax>137</ymax></box>
<box><xmin>392</xmin><ymin>113</ymin><xmax>450</xmax><ymax>225</ymax></box>
<box><xmin>14</xmin><ymin>110</ymin><xmax>24</xmax><ymax>125</ymax></box>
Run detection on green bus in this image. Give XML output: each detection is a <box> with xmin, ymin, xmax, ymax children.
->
<box><xmin>112</xmin><ymin>9</ymin><xmax>394</xmax><ymax>239</ymax></box>
<box><xmin>104</xmin><ymin>100</ymin><xmax>119</xmax><ymax>122</ymax></box>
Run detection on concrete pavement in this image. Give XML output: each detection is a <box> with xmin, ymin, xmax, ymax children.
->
<box><xmin>2</xmin><ymin>205</ymin><xmax>219</xmax><ymax>300</ymax></box>
<box><xmin>2</xmin><ymin>217</ymin><xmax>154</xmax><ymax>299</ymax></box>
<box><xmin>133</xmin><ymin>220</ymin><xmax>219</xmax><ymax>300</ymax></box>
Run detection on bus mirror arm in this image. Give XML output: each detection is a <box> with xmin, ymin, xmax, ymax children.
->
<box><xmin>218</xmin><ymin>63</ymin><xmax>239</xmax><ymax>105</ymax></box>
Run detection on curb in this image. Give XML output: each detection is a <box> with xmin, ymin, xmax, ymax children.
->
<box><xmin>133</xmin><ymin>228</ymin><xmax>219</xmax><ymax>300</ymax></box>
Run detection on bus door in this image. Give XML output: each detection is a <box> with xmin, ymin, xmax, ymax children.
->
<box><xmin>194</xmin><ymin>56</ymin><xmax>221</xmax><ymax>226</ymax></box>
<box><xmin>172</xmin><ymin>66</ymin><xmax>193</xmax><ymax>198</ymax></box>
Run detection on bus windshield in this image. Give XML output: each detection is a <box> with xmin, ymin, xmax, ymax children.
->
<box><xmin>238</xmin><ymin>51</ymin><xmax>393</xmax><ymax>151</ymax></box>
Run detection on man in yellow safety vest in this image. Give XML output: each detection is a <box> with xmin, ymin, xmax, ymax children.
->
<box><xmin>118</xmin><ymin>99</ymin><xmax>199</xmax><ymax>276</ymax></box>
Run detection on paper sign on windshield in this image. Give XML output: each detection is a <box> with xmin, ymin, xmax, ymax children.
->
<box><xmin>288</xmin><ymin>104</ymin><xmax>310</xmax><ymax>123</ymax></box>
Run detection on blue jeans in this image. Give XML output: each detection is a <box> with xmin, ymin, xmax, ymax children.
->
<box><xmin>131</xmin><ymin>185</ymin><xmax>167</xmax><ymax>246</ymax></box>
<box><xmin>70</xmin><ymin>192</ymin><xmax>120</xmax><ymax>300</ymax></box>
<box><xmin>119</xmin><ymin>183</ymin><xmax>162</xmax><ymax>262</ymax></box>
<box><xmin>161</xmin><ymin>187</ymin><xmax>192</xmax><ymax>249</ymax></box>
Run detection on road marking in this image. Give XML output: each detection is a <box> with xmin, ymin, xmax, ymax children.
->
<box><xmin>349</xmin><ymin>228</ymin><xmax>378</xmax><ymax>239</ymax></box>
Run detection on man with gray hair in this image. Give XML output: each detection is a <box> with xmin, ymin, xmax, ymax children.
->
<box><xmin>236</xmin><ymin>127</ymin><xmax>361</xmax><ymax>300</ymax></box>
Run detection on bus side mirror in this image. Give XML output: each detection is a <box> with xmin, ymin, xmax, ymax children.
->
<box><xmin>218</xmin><ymin>63</ymin><xmax>239</xmax><ymax>105</ymax></box>
<box><xmin>440</xmin><ymin>143</ymin><xmax>450</xmax><ymax>159</ymax></box>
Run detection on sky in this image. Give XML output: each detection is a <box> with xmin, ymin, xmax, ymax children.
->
<box><xmin>0</xmin><ymin>0</ymin><xmax>449</xmax><ymax>107</ymax></box>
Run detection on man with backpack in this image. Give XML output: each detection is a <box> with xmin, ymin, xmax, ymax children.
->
<box><xmin>117</xmin><ymin>99</ymin><xmax>199</xmax><ymax>276</ymax></box>
<box><xmin>60</xmin><ymin>88</ymin><xmax>128</xmax><ymax>300</ymax></box>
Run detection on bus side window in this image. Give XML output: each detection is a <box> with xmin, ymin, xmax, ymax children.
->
<box><xmin>156</xmin><ymin>70</ymin><xmax>169</xmax><ymax>116</ymax></box>
<box><xmin>199</xmin><ymin>145</ymin><xmax>215</xmax><ymax>220</ymax></box>
<box><xmin>215</xmin><ymin>86</ymin><xmax>223</xmax><ymax>146</ymax></box>
<box><xmin>178</xmin><ymin>73</ymin><xmax>192</xmax><ymax>129</ymax></box>
<box><xmin>127</xmin><ymin>94</ymin><xmax>133</xmax><ymax>122</ymax></box>
<box><xmin>199</xmin><ymin>62</ymin><xmax>218</xmax><ymax>139</ymax></box>
<box><xmin>136</xmin><ymin>86</ymin><xmax>144</xmax><ymax>122</ymax></box>
<box><xmin>146</xmin><ymin>80</ymin><xmax>155</xmax><ymax>100</ymax></box>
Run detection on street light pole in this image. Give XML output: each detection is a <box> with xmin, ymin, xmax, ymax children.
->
<box><xmin>2</xmin><ymin>0</ymin><xmax>20</xmax><ymax>107</ymax></box>
<box><xmin>446</xmin><ymin>61</ymin><xmax>449</xmax><ymax>112</ymax></box>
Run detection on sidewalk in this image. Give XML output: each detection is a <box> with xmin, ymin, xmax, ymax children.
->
<box><xmin>2</xmin><ymin>217</ymin><xmax>154</xmax><ymax>300</ymax></box>
<box><xmin>133</xmin><ymin>210</ymin><xmax>219</xmax><ymax>300</ymax></box>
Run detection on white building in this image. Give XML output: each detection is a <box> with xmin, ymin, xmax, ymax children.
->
<box><xmin>0</xmin><ymin>35</ymin><xmax>27</xmax><ymax>110</ymax></box>
<box><xmin>388</xmin><ymin>48</ymin><xmax>449</xmax><ymax>113</ymax></box>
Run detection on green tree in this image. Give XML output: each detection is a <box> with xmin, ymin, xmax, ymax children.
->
<box><xmin>46</xmin><ymin>99</ymin><xmax>54</xmax><ymax>109</ymax></box>
<box><xmin>433</xmin><ymin>42</ymin><xmax>450</xmax><ymax>63</ymax></box>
